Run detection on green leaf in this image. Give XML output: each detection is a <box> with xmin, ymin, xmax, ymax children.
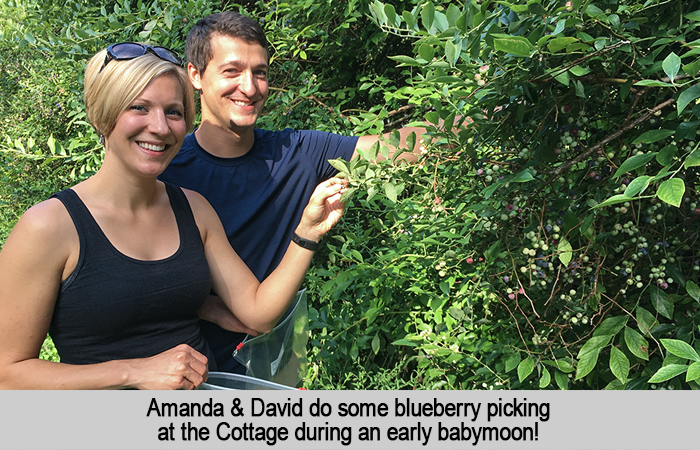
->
<box><xmin>634</xmin><ymin>80</ymin><xmax>674</xmax><ymax>87</ymax></box>
<box><xmin>448</xmin><ymin>307</ymin><xmax>465</xmax><ymax>321</ymax></box>
<box><xmin>624</xmin><ymin>176</ymin><xmax>652</xmax><ymax>197</ymax></box>
<box><xmin>542</xmin><ymin>358</ymin><xmax>575</xmax><ymax>373</ymax></box>
<box><xmin>686</xmin><ymin>280</ymin><xmax>700</xmax><ymax>302</ymax></box>
<box><xmin>687</xmin><ymin>361</ymin><xmax>700</xmax><ymax>382</ymax></box>
<box><xmin>636</xmin><ymin>307</ymin><xmax>658</xmax><ymax>338</ymax></box>
<box><xmin>656</xmin><ymin>144</ymin><xmax>678</xmax><ymax>166</ymax></box>
<box><xmin>585</xmin><ymin>4</ymin><xmax>604</xmax><ymax>17</ymax></box>
<box><xmin>687</xmin><ymin>10</ymin><xmax>700</xmax><ymax>21</ymax></box>
<box><xmin>164</xmin><ymin>10</ymin><xmax>173</xmax><ymax>29</ymax></box>
<box><xmin>406</xmin><ymin>132</ymin><xmax>416</xmax><ymax>155</ymax></box>
<box><xmin>384</xmin><ymin>3</ymin><xmax>398</xmax><ymax>27</ymax></box>
<box><xmin>517</xmin><ymin>357</ymin><xmax>535</xmax><ymax>382</ymax></box>
<box><xmin>446</xmin><ymin>3</ymin><xmax>461</xmax><ymax>26</ymax></box>
<box><xmin>505</xmin><ymin>352</ymin><xmax>521</xmax><ymax>372</ymax></box>
<box><xmin>593</xmin><ymin>194</ymin><xmax>633</xmax><ymax>209</ymax></box>
<box><xmin>650</xmin><ymin>285</ymin><xmax>674</xmax><ymax>319</ymax></box>
<box><xmin>569</xmin><ymin>65</ymin><xmax>590</xmax><ymax>77</ymax></box>
<box><xmin>23</xmin><ymin>31</ymin><xmax>36</xmax><ymax>44</ymax></box>
<box><xmin>577</xmin><ymin>335</ymin><xmax>612</xmax><ymax>358</ymax></box>
<box><xmin>662</xmin><ymin>52</ymin><xmax>681</xmax><ymax>82</ymax></box>
<box><xmin>421</xmin><ymin>2</ymin><xmax>435</xmax><ymax>30</ymax></box>
<box><xmin>425</xmin><ymin>111</ymin><xmax>440</xmax><ymax>125</ymax></box>
<box><xmin>510</xmin><ymin>169</ymin><xmax>535</xmax><ymax>183</ymax></box>
<box><xmin>497</xmin><ymin>1</ymin><xmax>528</xmax><ymax>13</ymax></box>
<box><xmin>351</xmin><ymin>249</ymin><xmax>364</xmax><ymax>263</ymax></box>
<box><xmin>554</xmin><ymin>70</ymin><xmax>570</xmax><ymax>86</ymax></box>
<box><xmin>391</xmin><ymin>338</ymin><xmax>418</xmax><ymax>347</ymax></box>
<box><xmin>418</xmin><ymin>44</ymin><xmax>435</xmax><ymax>61</ymax></box>
<box><xmin>678</xmin><ymin>83</ymin><xmax>700</xmax><ymax>115</ymax></box>
<box><xmin>604</xmin><ymin>379</ymin><xmax>626</xmax><ymax>390</ymax></box>
<box><xmin>402</xmin><ymin>10</ymin><xmax>417</xmax><ymax>30</ymax></box>
<box><xmin>660</xmin><ymin>339</ymin><xmax>700</xmax><ymax>362</ymax></box>
<box><xmin>624</xmin><ymin>326</ymin><xmax>649</xmax><ymax>360</ymax></box>
<box><xmin>614</xmin><ymin>153</ymin><xmax>657</xmax><ymax>177</ymax></box>
<box><xmin>539</xmin><ymin>367</ymin><xmax>551</xmax><ymax>388</ymax></box>
<box><xmin>548</xmin><ymin>37</ymin><xmax>578</xmax><ymax>53</ymax></box>
<box><xmin>554</xmin><ymin>370</ymin><xmax>568</xmax><ymax>390</ymax></box>
<box><xmin>328</xmin><ymin>158</ymin><xmax>350</xmax><ymax>173</ymax></box>
<box><xmin>439</xmin><ymin>281</ymin><xmax>450</xmax><ymax>295</ymax></box>
<box><xmin>364</xmin><ymin>307</ymin><xmax>379</xmax><ymax>326</ymax></box>
<box><xmin>445</xmin><ymin>40</ymin><xmax>459</xmax><ymax>65</ymax></box>
<box><xmin>575</xmin><ymin>347</ymin><xmax>600</xmax><ymax>380</ymax></box>
<box><xmin>389</xmin><ymin>55</ymin><xmax>421</xmax><ymax>66</ymax></box>
<box><xmin>371</xmin><ymin>334</ymin><xmax>380</xmax><ymax>354</ymax></box>
<box><xmin>593</xmin><ymin>315</ymin><xmax>628</xmax><ymax>337</ymax></box>
<box><xmin>648</xmin><ymin>364</ymin><xmax>688</xmax><ymax>383</ymax></box>
<box><xmin>493</xmin><ymin>36</ymin><xmax>535</xmax><ymax>57</ymax></box>
<box><xmin>685</xmin><ymin>148</ymin><xmax>700</xmax><ymax>169</ymax></box>
<box><xmin>609</xmin><ymin>346</ymin><xmax>630</xmax><ymax>383</ymax></box>
<box><xmin>369</xmin><ymin>141</ymin><xmax>380</xmax><ymax>162</ymax></box>
<box><xmin>632</xmin><ymin>130</ymin><xmax>674</xmax><ymax>145</ymax></box>
<box><xmin>683</xmin><ymin>59</ymin><xmax>700</xmax><ymax>77</ymax></box>
<box><xmin>557</xmin><ymin>238</ymin><xmax>573</xmax><ymax>266</ymax></box>
<box><xmin>656</xmin><ymin>178</ymin><xmax>685</xmax><ymax>207</ymax></box>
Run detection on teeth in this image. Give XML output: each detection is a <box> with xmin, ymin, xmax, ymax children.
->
<box><xmin>139</xmin><ymin>142</ymin><xmax>166</xmax><ymax>152</ymax></box>
<box><xmin>232</xmin><ymin>100</ymin><xmax>251</xmax><ymax>106</ymax></box>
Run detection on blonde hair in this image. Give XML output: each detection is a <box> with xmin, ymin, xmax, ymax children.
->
<box><xmin>84</xmin><ymin>47</ymin><xmax>195</xmax><ymax>140</ymax></box>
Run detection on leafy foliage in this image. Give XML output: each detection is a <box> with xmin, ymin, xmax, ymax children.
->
<box><xmin>307</xmin><ymin>0</ymin><xmax>700</xmax><ymax>390</ymax></box>
<box><xmin>3</xmin><ymin>0</ymin><xmax>699</xmax><ymax>388</ymax></box>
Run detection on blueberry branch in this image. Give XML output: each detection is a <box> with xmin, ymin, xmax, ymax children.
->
<box><xmin>537</xmin><ymin>97</ymin><xmax>677</xmax><ymax>192</ymax></box>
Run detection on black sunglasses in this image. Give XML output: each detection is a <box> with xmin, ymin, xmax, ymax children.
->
<box><xmin>101</xmin><ymin>42</ymin><xmax>185</xmax><ymax>72</ymax></box>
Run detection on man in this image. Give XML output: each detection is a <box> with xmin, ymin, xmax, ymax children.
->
<box><xmin>160</xmin><ymin>11</ymin><xmax>425</xmax><ymax>373</ymax></box>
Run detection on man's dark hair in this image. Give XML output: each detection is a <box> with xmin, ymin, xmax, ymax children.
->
<box><xmin>186</xmin><ymin>11</ymin><xmax>269</xmax><ymax>74</ymax></box>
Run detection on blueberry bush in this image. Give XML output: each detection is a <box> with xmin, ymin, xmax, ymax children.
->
<box><xmin>308</xmin><ymin>0</ymin><xmax>700</xmax><ymax>390</ymax></box>
<box><xmin>2</xmin><ymin>0</ymin><xmax>699</xmax><ymax>389</ymax></box>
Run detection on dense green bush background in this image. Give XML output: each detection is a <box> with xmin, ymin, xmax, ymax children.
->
<box><xmin>2</xmin><ymin>0</ymin><xmax>699</xmax><ymax>389</ymax></box>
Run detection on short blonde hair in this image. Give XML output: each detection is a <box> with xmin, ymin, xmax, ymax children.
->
<box><xmin>84</xmin><ymin>46</ymin><xmax>195</xmax><ymax>140</ymax></box>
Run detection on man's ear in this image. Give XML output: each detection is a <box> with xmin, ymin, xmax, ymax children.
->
<box><xmin>188</xmin><ymin>62</ymin><xmax>202</xmax><ymax>91</ymax></box>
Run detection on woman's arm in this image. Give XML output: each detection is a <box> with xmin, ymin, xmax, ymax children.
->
<box><xmin>0</xmin><ymin>199</ymin><xmax>208</xmax><ymax>390</ymax></box>
<box><xmin>188</xmin><ymin>178</ymin><xmax>346</xmax><ymax>333</ymax></box>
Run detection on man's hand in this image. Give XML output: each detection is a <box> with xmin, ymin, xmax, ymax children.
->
<box><xmin>198</xmin><ymin>294</ymin><xmax>261</xmax><ymax>335</ymax></box>
<box><xmin>295</xmin><ymin>177</ymin><xmax>346</xmax><ymax>242</ymax></box>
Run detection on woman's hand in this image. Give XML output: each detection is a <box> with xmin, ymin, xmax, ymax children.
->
<box><xmin>125</xmin><ymin>344</ymin><xmax>209</xmax><ymax>390</ymax></box>
<box><xmin>294</xmin><ymin>177</ymin><xmax>347</xmax><ymax>243</ymax></box>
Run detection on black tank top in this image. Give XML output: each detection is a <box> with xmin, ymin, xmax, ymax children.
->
<box><xmin>48</xmin><ymin>183</ymin><xmax>214</xmax><ymax>366</ymax></box>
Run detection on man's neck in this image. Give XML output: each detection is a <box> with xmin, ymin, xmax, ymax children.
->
<box><xmin>194</xmin><ymin>121</ymin><xmax>255</xmax><ymax>159</ymax></box>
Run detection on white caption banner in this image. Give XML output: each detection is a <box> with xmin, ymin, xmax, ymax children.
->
<box><xmin>0</xmin><ymin>390</ymin><xmax>695</xmax><ymax>449</ymax></box>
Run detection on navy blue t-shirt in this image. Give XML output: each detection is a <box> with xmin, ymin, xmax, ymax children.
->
<box><xmin>159</xmin><ymin>128</ymin><xmax>357</xmax><ymax>371</ymax></box>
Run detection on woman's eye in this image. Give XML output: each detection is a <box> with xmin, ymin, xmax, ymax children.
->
<box><xmin>167</xmin><ymin>109</ymin><xmax>184</xmax><ymax>118</ymax></box>
<box><xmin>129</xmin><ymin>104</ymin><xmax>147</xmax><ymax>112</ymax></box>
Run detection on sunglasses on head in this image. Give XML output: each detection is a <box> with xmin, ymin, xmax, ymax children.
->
<box><xmin>101</xmin><ymin>42</ymin><xmax>185</xmax><ymax>72</ymax></box>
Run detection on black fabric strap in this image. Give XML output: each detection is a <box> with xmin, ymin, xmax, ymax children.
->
<box><xmin>291</xmin><ymin>232</ymin><xmax>320</xmax><ymax>251</ymax></box>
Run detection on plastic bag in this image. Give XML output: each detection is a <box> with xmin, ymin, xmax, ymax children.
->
<box><xmin>233</xmin><ymin>289</ymin><xmax>308</xmax><ymax>387</ymax></box>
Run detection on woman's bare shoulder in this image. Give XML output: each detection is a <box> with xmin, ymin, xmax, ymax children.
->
<box><xmin>14</xmin><ymin>197</ymin><xmax>76</xmax><ymax>239</ymax></box>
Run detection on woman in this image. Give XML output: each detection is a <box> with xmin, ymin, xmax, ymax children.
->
<box><xmin>0</xmin><ymin>43</ymin><xmax>345</xmax><ymax>389</ymax></box>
